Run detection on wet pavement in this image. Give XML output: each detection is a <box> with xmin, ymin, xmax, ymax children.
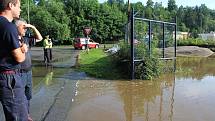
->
<box><xmin>0</xmin><ymin>46</ymin><xmax>86</xmax><ymax>121</ymax></box>
<box><xmin>1</xmin><ymin>47</ymin><xmax>215</xmax><ymax>121</ymax></box>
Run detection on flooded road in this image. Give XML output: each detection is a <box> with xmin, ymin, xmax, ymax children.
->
<box><xmin>1</xmin><ymin>46</ymin><xmax>215</xmax><ymax>121</ymax></box>
<box><xmin>31</xmin><ymin>66</ymin><xmax>70</xmax><ymax>120</ymax></box>
<box><xmin>66</xmin><ymin>57</ymin><xmax>215</xmax><ymax>121</ymax></box>
<box><xmin>0</xmin><ymin>46</ymin><xmax>81</xmax><ymax>121</ymax></box>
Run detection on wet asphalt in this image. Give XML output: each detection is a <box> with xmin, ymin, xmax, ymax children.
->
<box><xmin>0</xmin><ymin>46</ymin><xmax>85</xmax><ymax>121</ymax></box>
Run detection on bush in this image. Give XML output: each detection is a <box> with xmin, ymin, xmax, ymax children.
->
<box><xmin>111</xmin><ymin>42</ymin><xmax>161</xmax><ymax>80</ymax></box>
<box><xmin>177</xmin><ymin>38</ymin><xmax>215</xmax><ymax>47</ymax></box>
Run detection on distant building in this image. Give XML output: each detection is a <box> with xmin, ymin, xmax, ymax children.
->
<box><xmin>198</xmin><ymin>32</ymin><xmax>215</xmax><ymax>40</ymax></box>
<box><xmin>173</xmin><ymin>31</ymin><xmax>189</xmax><ymax>40</ymax></box>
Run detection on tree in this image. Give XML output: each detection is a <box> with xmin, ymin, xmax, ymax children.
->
<box><xmin>144</xmin><ymin>0</ymin><xmax>154</xmax><ymax>19</ymax></box>
<box><xmin>167</xmin><ymin>0</ymin><xmax>177</xmax><ymax>12</ymax></box>
<box><xmin>146</xmin><ymin>0</ymin><xmax>153</xmax><ymax>8</ymax></box>
<box><xmin>133</xmin><ymin>2</ymin><xmax>144</xmax><ymax>17</ymax></box>
<box><xmin>153</xmin><ymin>2</ymin><xmax>168</xmax><ymax>20</ymax></box>
<box><xmin>31</xmin><ymin>0</ymin><xmax>71</xmax><ymax>41</ymax></box>
<box><xmin>19</xmin><ymin>0</ymin><xmax>215</xmax><ymax>44</ymax></box>
<box><xmin>37</xmin><ymin>0</ymin><xmax>45</xmax><ymax>6</ymax></box>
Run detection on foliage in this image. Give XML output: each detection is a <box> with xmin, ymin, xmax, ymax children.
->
<box><xmin>77</xmin><ymin>42</ymin><xmax>161</xmax><ymax>80</ymax></box>
<box><xmin>168</xmin><ymin>0</ymin><xmax>177</xmax><ymax>12</ymax></box>
<box><xmin>20</xmin><ymin>0</ymin><xmax>215</xmax><ymax>45</ymax></box>
<box><xmin>21</xmin><ymin>0</ymin><xmax>71</xmax><ymax>42</ymax></box>
<box><xmin>112</xmin><ymin>42</ymin><xmax>161</xmax><ymax>80</ymax></box>
<box><xmin>177</xmin><ymin>38</ymin><xmax>215</xmax><ymax>47</ymax></box>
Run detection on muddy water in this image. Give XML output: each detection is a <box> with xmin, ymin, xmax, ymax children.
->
<box><xmin>67</xmin><ymin>57</ymin><xmax>215</xmax><ymax>121</ymax></box>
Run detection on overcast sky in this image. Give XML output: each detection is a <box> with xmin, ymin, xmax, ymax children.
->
<box><xmin>98</xmin><ymin>0</ymin><xmax>215</xmax><ymax>10</ymax></box>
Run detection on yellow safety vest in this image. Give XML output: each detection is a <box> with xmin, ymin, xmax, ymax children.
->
<box><xmin>43</xmin><ymin>39</ymin><xmax>52</xmax><ymax>48</ymax></box>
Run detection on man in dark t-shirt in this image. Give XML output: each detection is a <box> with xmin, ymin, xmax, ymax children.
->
<box><xmin>15</xmin><ymin>18</ymin><xmax>43</xmax><ymax>121</ymax></box>
<box><xmin>0</xmin><ymin>0</ymin><xmax>29</xmax><ymax>121</ymax></box>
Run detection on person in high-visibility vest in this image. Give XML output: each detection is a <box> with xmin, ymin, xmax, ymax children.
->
<box><xmin>43</xmin><ymin>35</ymin><xmax>52</xmax><ymax>63</ymax></box>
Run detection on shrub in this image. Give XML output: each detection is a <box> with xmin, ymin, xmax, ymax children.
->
<box><xmin>111</xmin><ymin>42</ymin><xmax>161</xmax><ymax>80</ymax></box>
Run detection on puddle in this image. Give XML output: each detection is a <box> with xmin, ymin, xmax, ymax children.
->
<box><xmin>66</xmin><ymin>57</ymin><xmax>215</xmax><ymax>121</ymax></box>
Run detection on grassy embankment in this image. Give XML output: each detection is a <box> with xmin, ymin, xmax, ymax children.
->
<box><xmin>76</xmin><ymin>43</ymin><xmax>161</xmax><ymax>80</ymax></box>
<box><xmin>76</xmin><ymin>48</ymin><xmax>122</xmax><ymax>79</ymax></box>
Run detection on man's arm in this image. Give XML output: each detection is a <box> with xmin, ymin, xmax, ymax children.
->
<box><xmin>11</xmin><ymin>44</ymin><xmax>27</xmax><ymax>63</ymax></box>
<box><xmin>25</xmin><ymin>24</ymin><xmax>43</xmax><ymax>42</ymax></box>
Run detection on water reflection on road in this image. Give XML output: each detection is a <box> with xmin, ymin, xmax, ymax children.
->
<box><xmin>0</xmin><ymin>66</ymin><xmax>72</xmax><ymax>121</ymax></box>
<box><xmin>31</xmin><ymin>66</ymin><xmax>70</xmax><ymax>121</ymax></box>
<box><xmin>67</xmin><ymin>57</ymin><xmax>215</xmax><ymax>121</ymax></box>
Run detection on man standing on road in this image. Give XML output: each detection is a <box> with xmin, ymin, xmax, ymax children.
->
<box><xmin>15</xmin><ymin>18</ymin><xmax>43</xmax><ymax>121</ymax></box>
<box><xmin>43</xmin><ymin>35</ymin><xmax>52</xmax><ymax>63</ymax></box>
<box><xmin>0</xmin><ymin>0</ymin><xmax>29</xmax><ymax>121</ymax></box>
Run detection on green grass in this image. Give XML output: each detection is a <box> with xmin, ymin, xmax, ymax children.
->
<box><xmin>77</xmin><ymin>49</ymin><xmax>121</xmax><ymax>79</ymax></box>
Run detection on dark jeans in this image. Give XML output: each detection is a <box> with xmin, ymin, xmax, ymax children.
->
<box><xmin>44</xmin><ymin>48</ymin><xmax>52</xmax><ymax>63</ymax></box>
<box><xmin>0</xmin><ymin>73</ymin><xmax>28</xmax><ymax>121</ymax></box>
<box><xmin>20</xmin><ymin>70</ymin><xmax>32</xmax><ymax>113</ymax></box>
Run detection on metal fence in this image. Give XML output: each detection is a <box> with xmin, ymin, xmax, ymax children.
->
<box><xmin>128</xmin><ymin>8</ymin><xmax>177</xmax><ymax>80</ymax></box>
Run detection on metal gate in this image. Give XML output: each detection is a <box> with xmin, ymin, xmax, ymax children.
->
<box><xmin>129</xmin><ymin>8</ymin><xmax>177</xmax><ymax>80</ymax></box>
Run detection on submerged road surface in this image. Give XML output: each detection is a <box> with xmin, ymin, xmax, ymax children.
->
<box><xmin>0</xmin><ymin>46</ymin><xmax>88</xmax><ymax>121</ymax></box>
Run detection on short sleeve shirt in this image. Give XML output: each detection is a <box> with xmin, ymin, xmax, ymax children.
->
<box><xmin>20</xmin><ymin>37</ymin><xmax>34</xmax><ymax>70</ymax></box>
<box><xmin>0</xmin><ymin>16</ymin><xmax>21</xmax><ymax>71</ymax></box>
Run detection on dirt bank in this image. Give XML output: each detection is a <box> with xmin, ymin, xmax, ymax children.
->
<box><xmin>164</xmin><ymin>46</ymin><xmax>214</xmax><ymax>57</ymax></box>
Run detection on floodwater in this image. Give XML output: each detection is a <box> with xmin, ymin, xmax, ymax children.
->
<box><xmin>65</xmin><ymin>56</ymin><xmax>215</xmax><ymax>121</ymax></box>
<box><xmin>1</xmin><ymin>47</ymin><xmax>213</xmax><ymax>121</ymax></box>
<box><xmin>1</xmin><ymin>56</ymin><xmax>214</xmax><ymax>121</ymax></box>
<box><xmin>0</xmin><ymin>65</ymin><xmax>73</xmax><ymax>121</ymax></box>
<box><xmin>31</xmin><ymin>66</ymin><xmax>72</xmax><ymax>120</ymax></box>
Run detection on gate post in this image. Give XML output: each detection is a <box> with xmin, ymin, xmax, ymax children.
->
<box><xmin>162</xmin><ymin>23</ymin><xmax>165</xmax><ymax>58</ymax></box>
<box><xmin>148</xmin><ymin>21</ymin><xmax>152</xmax><ymax>57</ymax></box>
<box><xmin>174</xmin><ymin>17</ymin><xmax>177</xmax><ymax>58</ymax></box>
<box><xmin>130</xmin><ymin>8</ymin><xmax>135</xmax><ymax>80</ymax></box>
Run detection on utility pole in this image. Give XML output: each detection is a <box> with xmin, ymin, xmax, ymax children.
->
<box><xmin>127</xmin><ymin>0</ymin><xmax>130</xmax><ymax>20</ymax></box>
<box><xmin>27</xmin><ymin>0</ymin><xmax>30</xmax><ymax>23</ymax></box>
